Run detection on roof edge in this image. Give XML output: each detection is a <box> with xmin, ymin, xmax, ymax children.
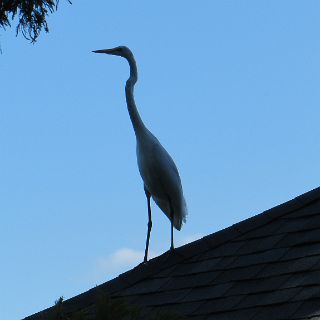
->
<box><xmin>24</xmin><ymin>186</ymin><xmax>320</xmax><ymax>319</ymax></box>
<box><xmin>106</xmin><ymin>187</ymin><xmax>320</xmax><ymax>293</ymax></box>
<box><xmin>232</xmin><ymin>186</ymin><xmax>320</xmax><ymax>234</ymax></box>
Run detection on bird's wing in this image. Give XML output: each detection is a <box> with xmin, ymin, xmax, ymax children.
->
<box><xmin>137</xmin><ymin>137</ymin><xmax>187</xmax><ymax>230</ymax></box>
<box><xmin>141</xmin><ymin>139</ymin><xmax>182</xmax><ymax>198</ymax></box>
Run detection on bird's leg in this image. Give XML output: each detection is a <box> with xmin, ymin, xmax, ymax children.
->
<box><xmin>144</xmin><ymin>188</ymin><xmax>152</xmax><ymax>263</ymax></box>
<box><xmin>168</xmin><ymin>197</ymin><xmax>174</xmax><ymax>251</ymax></box>
<box><xmin>170</xmin><ymin>216</ymin><xmax>174</xmax><ymax>251</ymax></box>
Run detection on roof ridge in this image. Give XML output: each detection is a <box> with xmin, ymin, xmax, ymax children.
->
<box><xmin>24</xmin><ymin>187</ymin><xmax>320</xmax><ymax>319</ymax></box>
<box><xmin>107</xmin><ymin>187</ymin><xmax>320</xmax><ymax>293</ymax></box>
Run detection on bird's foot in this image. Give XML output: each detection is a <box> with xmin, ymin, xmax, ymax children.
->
<box><xmin>143</xmin><ymin>250</ymin><xmax>150</xmax><ymax>264</ymax></box>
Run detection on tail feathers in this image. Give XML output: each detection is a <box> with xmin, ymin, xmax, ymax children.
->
<box><xmin>174</xmin><ymin>196</ymin><xmax>187</xmax><ymax>230</ymax></box>
<box><xmin>152</xmin><ymin>195</ymin><xmax>187</xmax><ymax>231</ymax></box>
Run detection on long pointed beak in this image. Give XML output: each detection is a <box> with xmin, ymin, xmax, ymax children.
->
<box><xmin>92</xmin><ymin>49</ymin><xmax>114</xmax><ymax>54</ymax></box>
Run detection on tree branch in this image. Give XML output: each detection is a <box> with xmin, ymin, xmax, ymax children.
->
<box><xmin>0</xmin><ymin>0</ymin><xmax>72</xmax><ymax>43</ymax></box>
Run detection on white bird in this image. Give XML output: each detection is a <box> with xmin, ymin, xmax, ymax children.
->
<box><xmin>93</xmin><ymin>46</ymin><xmax>187</xmax><ymax>262</ymax></box>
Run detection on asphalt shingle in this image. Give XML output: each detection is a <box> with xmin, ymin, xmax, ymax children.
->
<box><xmin>25</xmin><ymin>187</ymin><xmax>320</xmax><ymax>320</ymax></box>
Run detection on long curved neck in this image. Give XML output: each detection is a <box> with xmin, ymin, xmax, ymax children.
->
<box><xmin>125</xmin><ymin>54</ymin><xmax>146</xmax><ymax>137</ymax></box>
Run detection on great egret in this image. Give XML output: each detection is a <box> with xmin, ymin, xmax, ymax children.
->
<box><xmin>93</xmin><ymin>46</ymin><xmax>187</xmax><ymax>262</ymax></box>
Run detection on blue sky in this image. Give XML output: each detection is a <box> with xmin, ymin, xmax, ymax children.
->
<box><xmin>1</xmin><ymin>1</ymin><xmax>319</xmax><ymax>319</ymax></box>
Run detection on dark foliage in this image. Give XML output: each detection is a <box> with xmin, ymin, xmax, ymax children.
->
<box><xmin>46</xmin><ymin>293</ymin><xmax>186</xmax><ymax>320</ymax></box>
<box><xmin>0</xmin><ymin>0</ymin><xmax>71</xmax><ymax>42</ymax></box>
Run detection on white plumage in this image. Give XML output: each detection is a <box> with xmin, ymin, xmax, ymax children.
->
<box><xmin>93</xmin><ymin>46</ymin><xmax>187</xmax><ymax>262</ymax></box>
<box><xmin>136</xmin><ymin>129</ymin><xmax>187</xmax><ymax>230</ymax></box>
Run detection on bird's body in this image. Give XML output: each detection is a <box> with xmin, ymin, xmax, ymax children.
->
<box><xmin>93</xmin><ymin>46</ymin><xmax>187</xmax><ymax>261</ymax></box>
<box><xmin>136</xmin><ymin>129</ymin><xmax>187</xmax><ymax>230</ymax></box>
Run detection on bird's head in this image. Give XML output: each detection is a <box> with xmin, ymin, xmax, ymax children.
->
<box><xmin>92</xmin><ymin>46</ymin><xmax>133</xmax><ymax>60</ymax></box>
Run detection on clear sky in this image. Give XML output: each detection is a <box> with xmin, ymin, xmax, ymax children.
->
<box><xmin>1</xmin><ymin>1</ymin><xmax>319</xmax><ymax>319</ymax></box>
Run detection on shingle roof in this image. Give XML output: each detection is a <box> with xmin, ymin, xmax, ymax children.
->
<box><xmin>25</xmin><ymin>187</ymin><xmax>320</xmax><ymax>320</ymax></box>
